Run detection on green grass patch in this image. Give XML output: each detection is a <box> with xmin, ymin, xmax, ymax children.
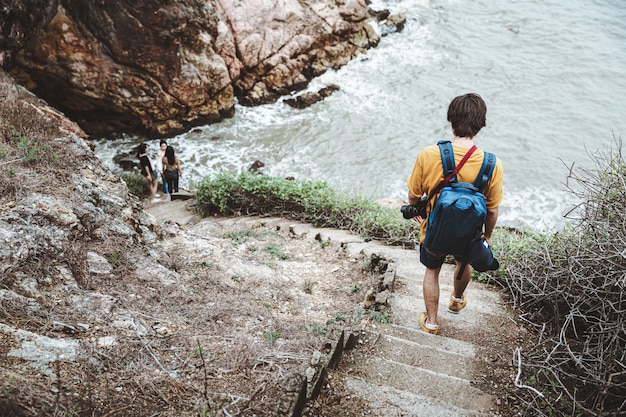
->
<box><xmin>122</xmin><ymin>172</ymin><xmax>150</xmax><ymax>198</ymax></box>
<box><xmin>194</xmin><ymin>172</ymin><xmax>419</xmax><ymax>247</ymax></box>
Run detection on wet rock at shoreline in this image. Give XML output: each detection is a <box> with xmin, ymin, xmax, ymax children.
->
<box><xmin>284</xmin><ymin>84</ymin><xmax>341</xmax><ymax>109</ymax></box>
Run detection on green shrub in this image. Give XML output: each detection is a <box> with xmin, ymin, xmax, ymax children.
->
<box><xmin>194</xmin><ymin>172</ymin><xmax>419</xmax><ymax>247</ymax></box>
<box><xmin>122</xmin><ymin>172</ymin><xmax>149</xmax><ymax>198</ymax></box>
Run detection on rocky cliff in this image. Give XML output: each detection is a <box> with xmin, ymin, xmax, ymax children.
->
<box><xmin>0</xmin><ymin>69</ymin><xmax>169</xmax><ymax>414</ymax></box>
<box><xmin>0</xmin><ymin>0</ymin><xmax>391</xmax><ymax>138</ymax></box>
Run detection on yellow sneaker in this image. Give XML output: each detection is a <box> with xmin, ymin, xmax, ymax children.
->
<box><xmin>420</xmin><ymin>312</ymin><xmax>439</xmax><ymax>335</ymax></box>
<box><xmin>448</xmin><ymin>295</ymin><xmax>467</xmax><ymax>313</ymax></box>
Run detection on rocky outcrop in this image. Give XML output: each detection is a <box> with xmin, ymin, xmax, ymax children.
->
<box><xmin>283</xmin><ymin>84</ymin><xmax>340</xmax><ymax>109</ymax></box>
<box><xmin>0</xmin><ymin>69</ymin><xmax>178</xmax><ymax>414</ymax></box>
<box><xmin>0</xmin><ymin>69</ymin><xmax>165</xmax><ymax>315</ymax></box>
<box><xmin>0</xmin><ymin>0</ymin><xmax>396</xmax><ymax>138</ymax></box>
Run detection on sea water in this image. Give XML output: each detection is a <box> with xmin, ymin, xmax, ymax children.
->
<box><xmin>92</xmin><ymin>0</ymin><xmax>626</xmax><ymax>231</ymax></box>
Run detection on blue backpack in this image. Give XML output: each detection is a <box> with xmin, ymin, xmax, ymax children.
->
<box><xmin>423</xmin><ymin>140</ymin><xmax>496</xmax><ymax>256</ymax></box>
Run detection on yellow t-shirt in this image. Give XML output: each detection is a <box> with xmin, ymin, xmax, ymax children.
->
<box><xmin>407</xmin><ymin>144</ymin><xmax>504</xmax><ymax>243</ymax></box>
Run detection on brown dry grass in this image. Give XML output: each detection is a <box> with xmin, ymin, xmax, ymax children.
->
<box><xmin>495</xmin><ymin>141</ymin><xmax>626</xmax><ymax>417</ymax></box>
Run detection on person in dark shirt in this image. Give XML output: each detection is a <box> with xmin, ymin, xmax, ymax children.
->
<box><xmin>136</xmin><ymin>143</ymin><xmax>158</xmax><ymax>201</ymax></box>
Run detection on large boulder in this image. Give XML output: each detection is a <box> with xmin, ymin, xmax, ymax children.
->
<box><xmin>0</xmin><ymin>0</ymin><xmax>386</xmax><ymax>138</ymax></box>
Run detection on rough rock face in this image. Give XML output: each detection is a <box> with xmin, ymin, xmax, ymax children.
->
<box><xmin>0</xmin><ymin>68</ymin><xmax>165</xmax><ymax>300</ymax></box>
<box><xmin>0</xmin><ymin>70</ymin><xmax>170</xmax><ymax>414</ymax></box>
<box><xmin>0</xmin><ymin>0</ymin><xmax>386</xmax><ymax>138</ymax></box>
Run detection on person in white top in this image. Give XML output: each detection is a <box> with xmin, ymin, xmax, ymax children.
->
<box><xmin>155</xmin><ymin>139</ymin><xmax>168</xmax><ymax>195</ymax></box>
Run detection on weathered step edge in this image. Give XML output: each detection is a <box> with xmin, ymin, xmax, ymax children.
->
<box><xmin>273</xmin><ymin>255</ymin><xmax>397</xmax><ymax>417</ymax></box>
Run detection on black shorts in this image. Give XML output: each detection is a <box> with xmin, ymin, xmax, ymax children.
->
<box><xmin>419</xmin><ymin>244</ymin><xmax>467</xmax><ymax>269</ymax></box>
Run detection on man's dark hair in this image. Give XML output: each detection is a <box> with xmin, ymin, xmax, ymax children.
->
<box><xmin>447</xmin><ymin>93</ymin><xmax>487</xmax><ymax>138</ymax></box>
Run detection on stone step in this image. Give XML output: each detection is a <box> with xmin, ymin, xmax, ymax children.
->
<box><xmin>213</xmin><ymin>217</ymin><xmax>367</xmax><ymax>248</ymax></box>
<box><xmin>362</xmin><ymin>323</ymin><xmax>476</xmax><ymax>357</ymax></box>
<box><xmin>289</xmin><ymin>223</ymin><xmax>366</xmax><ymax>244</ymax></box>
<box><xmin>355</xmin><ymin>329</ymin><xmax>476</xmax><ymax>380</ymax></box>
<box><xmin>344</xmin><ymin>376</ymin><xmax>487</xmax><ymax>417</ymax></box>
<box><xmin>391</xmin><ymin>290</ymin><xmax>506</xmax><ymax>317</ymax></box>
<box><xmin>345</xmin><ymin>354</ymin><xmax>495</xmax><ymax>412</ymax></box>
<box><xmin>390</xmin><ymin>293</ymin><xmax>504</xmax><ymax>332</ymax></box>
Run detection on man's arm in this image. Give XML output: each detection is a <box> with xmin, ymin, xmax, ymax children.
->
<box><xmin>407</xmin><ymin>190</ymin><xmax>422</xmax><ymax>205</ymax></box>
<box><xmin>483</xmin><ymin>207</ymin><xmax>499</xmax><ymax>244</ymax></box>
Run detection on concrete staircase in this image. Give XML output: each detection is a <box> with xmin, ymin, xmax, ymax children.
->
<box><xmin>147</xmin><ymin>201</ymin><xmax>507</xmax><ymax>416</ymax></box>
<box><xmin>287</xmin><ymin>222</ymin><xmax>506</xmax><ymax>417</ymax></box>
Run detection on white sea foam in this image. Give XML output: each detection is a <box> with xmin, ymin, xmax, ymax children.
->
<box><xmin>498</xmin><ymin>186</ymin><xmax>580</xmax><ymax>232</ymax></box>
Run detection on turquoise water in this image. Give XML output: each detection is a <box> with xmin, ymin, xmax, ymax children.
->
<box><xmin>93</xmin><ymin>0</ymin><xmax>626</xmax><ymax>231</ymax></box>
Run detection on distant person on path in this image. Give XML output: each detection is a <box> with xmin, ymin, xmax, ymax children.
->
<box><xmin>406</xmin><ymin>93</ymin><xmax>503</xmax><ymax>335</ymax></box>
<box><xmin>162</xmin><ymin>145</ymin><xmax>183</xmax><ymax>194</ymax></box>
<box><xmin>136</xmin><ymin>142</ymin><xmax>158</xmax><ymax>201</ymax></box>
<box><xmin>155</xmin><ymin>139</ymin><xmax>168</xmax><ymax>195</ymax></box>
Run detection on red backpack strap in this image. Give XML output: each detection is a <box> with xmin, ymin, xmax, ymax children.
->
<box><xmin>431</xmin><ymin>144</ymin><xmax>477</xmax><ymax>198</ymax></box>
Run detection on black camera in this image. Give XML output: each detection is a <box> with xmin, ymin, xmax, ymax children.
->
<box><xmin>400</xmin><ymin>194</ymin><xmax>428</xmax><ymax>219</ymax></box>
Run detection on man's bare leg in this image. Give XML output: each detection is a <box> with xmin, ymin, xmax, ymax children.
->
<box><xmin>423</xmin><ymin>266</ymin><xmax>441</xmax><ymax>325</ymax></box>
